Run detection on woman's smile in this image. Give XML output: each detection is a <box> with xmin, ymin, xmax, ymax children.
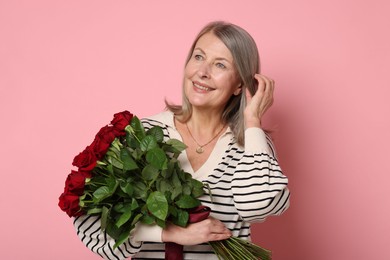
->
<box><xmin>193</xmin><ymin>81</ymin><xmax>214</xmax><ymax>92</ymax></box>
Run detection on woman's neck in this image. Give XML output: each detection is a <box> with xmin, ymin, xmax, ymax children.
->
<box><xmin>187</xmin><ymin>109</ymin><xmax>225</xmax><ymax>137</ymax></box>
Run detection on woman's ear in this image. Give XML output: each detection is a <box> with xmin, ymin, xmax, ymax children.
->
<box><xmin>233</xmin><ymin>84</ymin><xmax>242</xmax><ymax>96</ymax></box>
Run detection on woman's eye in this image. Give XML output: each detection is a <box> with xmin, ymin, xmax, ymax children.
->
<box><xmin>194</xmin><ymin>54</ymin><xmax>203</xmax><ymax>60</ymax></box>
<box><xmin>216</xmin><ymin>63</ymin><xmax>226</xmax><ymax>69</ymax></box>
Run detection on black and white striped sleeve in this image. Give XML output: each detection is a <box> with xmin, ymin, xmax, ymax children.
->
<box><xmin>231</xmin><ymin>128</ymin><xmax>290</xmax><ymax>223</ymax></box>
<box><xmin>73</xmin><ymin>215</ymin><xmax>142</xmax><ymax>260</ymax></box>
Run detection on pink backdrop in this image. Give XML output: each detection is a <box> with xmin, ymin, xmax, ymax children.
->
<box><xmin>1</xmin><ymin>0</ymin><xmax>389</xmax><ymax>259</ymax></box>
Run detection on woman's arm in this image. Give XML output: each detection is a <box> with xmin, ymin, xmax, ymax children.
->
<box><xmin>231</xmin><ymin>128</ymin><xmax>290</xmax><ymax>222</ymax></box>
<box><xmin>74</xmin><ymin>201</ymin><xmax>231</xmax><ymax>257</ymax></box>
<box><xmin>74</xmin><ymin>215</ymin><xmax>143</xmax><ymax>260</ymax></box>
<box><xmin>232</xmin><ymin>74</ymin><xmax>290</xmax><ymax>222</ymax></box>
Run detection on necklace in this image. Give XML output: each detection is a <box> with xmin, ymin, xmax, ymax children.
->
<box><xmin>186</xmin><ymin>123</ymin><xmax>225</xmax><ymax>154</ymax></box>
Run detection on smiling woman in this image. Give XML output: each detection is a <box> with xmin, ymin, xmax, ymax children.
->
<box><xmin>73</xmin><ymin>21</ymin><xmax>290</xmax><ymax>260</ymax></box>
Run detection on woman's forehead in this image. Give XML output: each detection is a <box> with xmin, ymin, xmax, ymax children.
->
<box><xmin>194</xmin><ymin>32</ymin><xmax>234</xmax><ymax>62</ymax></box>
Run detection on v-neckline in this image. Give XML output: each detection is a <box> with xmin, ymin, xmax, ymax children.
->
<box><xmin>167</xmin><ymin>113</ymin><xmax>231</xmax><ymax>181</ymax></box>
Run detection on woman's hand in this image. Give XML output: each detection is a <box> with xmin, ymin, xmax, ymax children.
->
<box><xmin>161</xmin><ymin>217</ymin><xmax>232</xmax><ymax>246</ymax></box>
<box><xmin>244</xmin><ymin>74</ymin><xmax>275</xmax><ymax>129</ymax></box>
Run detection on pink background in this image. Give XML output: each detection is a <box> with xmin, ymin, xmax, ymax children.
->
<box><xmin>1</xmin><ymin>0</ymin><xmax>389</xmax><ymax>259</ymax></box>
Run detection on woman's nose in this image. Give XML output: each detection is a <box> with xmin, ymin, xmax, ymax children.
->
<box><xmin>197</xmin><ymin>62</ymin><xmax>211</xmax><ymax>78</ymax></box>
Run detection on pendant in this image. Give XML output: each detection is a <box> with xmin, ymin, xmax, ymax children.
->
<box><xmin>196</xmin><ymin>146</ymin><xmax>204</xmax><ymax>154</ymax></box>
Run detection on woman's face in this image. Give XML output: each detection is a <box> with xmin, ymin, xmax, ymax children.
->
<box><xmin>184</xmin><ymin>32</ymin><xmax>241</xmax><ymax>113</ymax></box>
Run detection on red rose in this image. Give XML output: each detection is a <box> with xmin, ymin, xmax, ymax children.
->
<box><xmin>58</xmin><ymin>192</ymin><xmax>83</xmax><ymax>217</ymax></box>
<box><xmin>111</xmin><ymin>111</ymin><xmax>133</xmax><ymax>132</ymax></box>
<box><xmin>64</xmin><ymin>170</ymin><xmax>90</xmax><ymax>195</ymax></box>
<box><xmin>72</xmin><ymin>146</ymin><xmax>97</xmax><ymax>171</ymax></box>
<box><xmin>90</xmin><ymin>125</ymin><xmax>116</xmax><ymax>159</ymax></box>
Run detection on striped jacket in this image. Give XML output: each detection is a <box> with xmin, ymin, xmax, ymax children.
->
<box><xmin>74</xmin><ymin>111</ymin><xmax>290</xmax><ymax>259</ymax></box>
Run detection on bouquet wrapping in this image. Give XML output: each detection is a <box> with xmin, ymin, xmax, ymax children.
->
<box><xmin>59</xmin><ymin>111</ymin><xmax>271</xmax><ymax>260</ymax></box>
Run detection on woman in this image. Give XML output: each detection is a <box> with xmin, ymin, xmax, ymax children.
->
<box><xmin>74</xmin><ymin>21</ymin><xmax>290</xmax><ymax>259</ymax></box>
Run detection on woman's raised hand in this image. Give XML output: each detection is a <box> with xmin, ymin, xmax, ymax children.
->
<box><xmin>161</xmin><ymin>217</ymin><xmax>232</xmax><ymax>245</ymax></box>
<box><xmin>244</xmin><ymin>74</ymin><xmax>275</xmax><ymax>129</ymax></box>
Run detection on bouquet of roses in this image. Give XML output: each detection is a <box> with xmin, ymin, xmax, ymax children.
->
<box><xmin>58</xmin><ymin>111</ymin><xmax>271</xmax><ymax>260</ymax></box>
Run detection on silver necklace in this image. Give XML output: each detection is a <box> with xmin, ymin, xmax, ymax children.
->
<box><xmin>186</xmin><ymin>123</ymin><xmax>225</xmax><ymax>154</ymax></box>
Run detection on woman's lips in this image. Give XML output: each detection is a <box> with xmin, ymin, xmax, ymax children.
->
<box><xmin>193</xmin><ymin>81</ymin><xmax>214</xmax><ymax>92</ymax></box>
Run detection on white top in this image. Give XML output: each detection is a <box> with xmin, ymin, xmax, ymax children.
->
<box><xmin>74</xmin><ymin>111</ymin><xmax>290</xmax><ymax>259</ymax></box>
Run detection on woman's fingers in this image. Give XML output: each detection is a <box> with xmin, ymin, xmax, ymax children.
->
<box><xmin>254</xmin><ymin>74</ymin><xmax>274</xmax><ymax>101</ymax></box>
<box><xmin>244</xmin><ymin>74</ymin><xmax>275</xmax><ymax>128</ymax></box>
<box><xmin>254</xmin><ymin>74</ymin><xmax>266</xmax><ymax>94</ymax></box>
<box><xmin>162</xmin><ymin>217</ymin><xmax>231</xmax><ymax>245</ymax></box>
<box><xmin>199</xmin><ymin>217</ymin><xmax>231</xmax><ymax>238</ymax></box>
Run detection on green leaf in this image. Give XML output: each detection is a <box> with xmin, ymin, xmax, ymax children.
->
<box><xmin>113</xmin><ymin>226</ymin><xmax>131</xmax><ymax>249</ymax></box>
<box><xmin>162</xmin><ymin>161</ymin><xmax>175</xmax><ymax>178</ymax></box>
<box><xmin>87</xmin><ymin>208</ymin><xmax>103</xmax><ymax>215</ymax></box>
<box><xmin>171</xmin><ymin>185</ymin><xmax>182</xmax><ymax>200</ymax></box>
<box><xmin>125</xmin><ymin>130</ymin><xmax>139</xmax><ymax>149</ymax></box>
<box><xmin>107</xmin><ymin>164</ymin><xmax>114</xmax><ymax>174</ymax></box>
<box><xmin>161</xmin><ymin>144</ymin><xmax>180</xmax><ymax>154</ymax></box>
<box><xmin>146</xmin><ymin>191</ymin><xmax>168</xmax><ymax>220</ymax></box>
<box><xmin>142</xmin><ymin>164</ymin><xmax>159</xmax><ymax>181</ymax></box>
<box><xmin>130</xmin><ymin>116</ymin><xmax>146</xmax><ymax>140</ymax></box>
<box><xmin>166</xmin><ymin>139</ymin><xmax>187</xmax><ymax>152</ymax></box>
<box><xmin>164</xmin><ymin>191</ymin><xmax>173</xmax><ymax>203</ymax></box>
<box><xmin>191</xmin><ymin>179</ymin><xmax>205</xmax><ymax>197</ymax></box>
<box><xmin>106</xmin><ymin>149</ymin><xmax>120</xmax><ymax>160</ymax></box>
<box><xmin>155</xmin><ymin>217</ymin><xmax>166</xmax><ymax>228</ymax></box>
<box><xmin>111</xmin><ymin>156</ymin><xmax>124</xmax><ymax>170</ymax></box>
<box><xmin>168</xmin><ymin>205</ymin><xmax>177</xmax><ymax>217</ymax></box>
<box><xmin>113</xmin><ymin>203</ymin><xmax>126</xmax><ymax>213</ymax></box>
<box><xmin>120</xmin><ymin>148</ymin><xmax>138</xmax><ymax>171</ymax></box>
<box><xmin>157</xmin><ymin>179</ymin><xmax>173</xmax><ymax>194</ymax></box>
<box><xmin>131</xmin><ymin>213</ymin><xmax>143</xmax><ymax>226</ymax></box>
<box><xmin>120</xmin><ymin>182</ymin><xmax>134</xmax><ymax>197</ymax></box>
<box><xmin>147</xmin><ymin>126</ymin><xmax>164</xmax><ymax>143</ymax></box>
<box><xmin>171</xmin><ymin>170</ymin><xmax>182</xmax><ymax>189</ymax></box>
<box><xmin>175</xmin><ymin>195</ymin><xmax>200</xmax><ymax>209</ymax></box>
<box><xmin>133</xmin><ymin>181</ymin><xmax>147</xmax><ymax>200</ymax></box>
<box><xmin>146</xmin><ymin>148</ymin><xmax>167</xmax><ymax>170</ymax></box>
<box><xmin>105</xmin><ymin>221</ymin><xmax>120</xmax><ymax>240</ymax></box>
<box><xmin>140</xmin><ymin>135</ymin><xmax>158</xmax><ymax>152</ymax></box>
<box><xmin>78</xmin><ymin>193</ymin><xmax>87</xmax><ymax>207</ymax></box>
<box><xmin>131</xmin><ymin>198</ymin><xmax>139</xmax><ymax>211</ymax></box>
<box><xmin>177</xmin><ymin>169</ymin><xmax>189</xmax><ymax>182</ymax></box>
<box><xmin>132</xmin><ymin>148</ymin><xmax>144</xmax><ymax>161</ymax></box>
<box><xmin>174</xmin><ymin>209</ymin><xmax>189</xmax><ymax>227</ymax></box>
<box><xmin>106</xmin><ymin>176</ymin><xmax>119</xmax><ymax>193</ymax></box>
<box><xmin>116</xmin><ymin>209</ymin><xmax>132</xmax><ymax>228</ymax></box>
<box><xmin>141</xmin><ymin>214</ymin><xmax>155</xmax><ymax>225</ymax></box>
<box><xmin>182</xmin><ymin>184</ymin><xmax>191</xmax><ymax>195</ymax></box>
<box><xmin>101</xmin><ymin>206</ymin><xmax>109</xmax><ymax>230</ymax></box>
<box><xmin>93</xmin><ymin>186</ymin><xmax>110</xmax><ymax>202</ymax></box>
<box><xmin>88</xmin><ymin>175</ymin><xmax>105</xmax><ymax>185</ymax></box>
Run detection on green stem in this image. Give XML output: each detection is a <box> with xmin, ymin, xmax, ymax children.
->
<box><xmin>89</xmin><ymin>181</ymin><xmax>107</xmax><ymax>186</ymax></box>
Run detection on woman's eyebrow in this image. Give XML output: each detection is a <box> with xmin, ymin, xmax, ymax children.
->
<box><xmin>193</xmin><ymin>47</ymin><xmax>205</xmax><ymax>54</ymax></box>
<box><xmin>193</xmin><ymin>47</ymin><xmax>232</xmax><ymax>64</ymax></box>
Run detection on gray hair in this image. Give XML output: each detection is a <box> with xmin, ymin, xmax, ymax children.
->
<box><xmin>166</xmin><ymin>21</ymin><xmax>260</xmax><ymax>146</ymax></box>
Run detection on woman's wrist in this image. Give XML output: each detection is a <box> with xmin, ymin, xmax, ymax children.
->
<box><xmin>161</xmin><ymin>227</ymin><xmax>169</xmax><ymax>242</ymax></box>
<box><xmin>161</xmin><ymin>223</ymin><xmax>180</xmax><ymax>243</ymax></box>
<box><xmin>245</xmin><ymin>118</ymin><xmax>261</xmax><ymax>129</ymax></box>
